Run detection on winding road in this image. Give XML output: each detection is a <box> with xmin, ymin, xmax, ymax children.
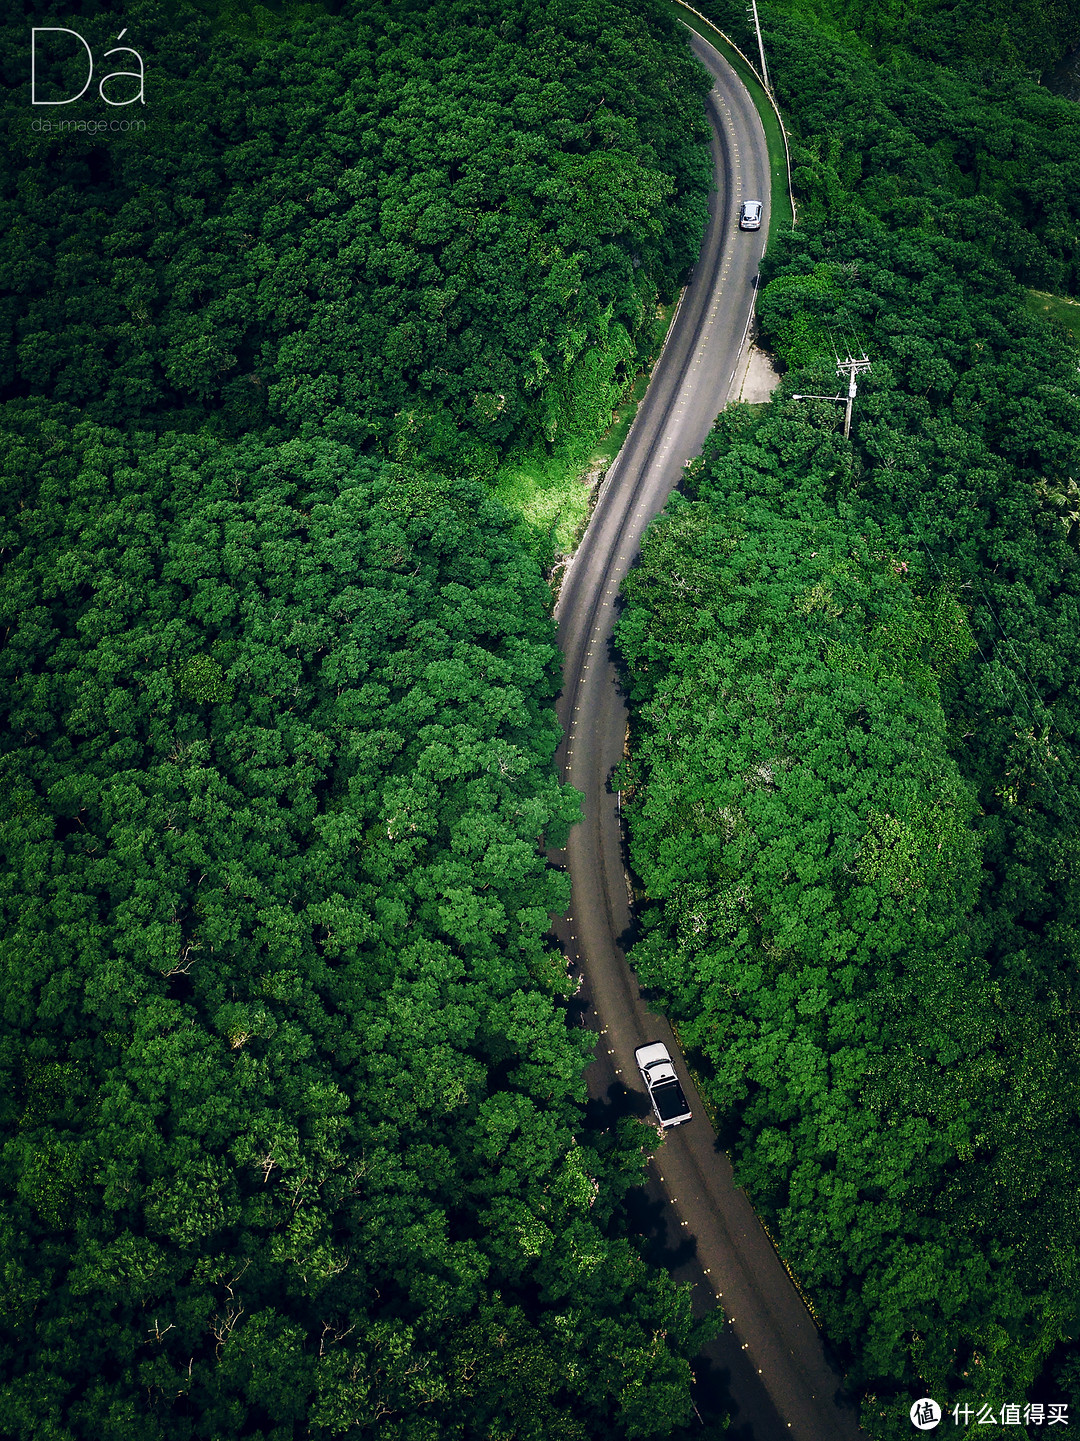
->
<box><xmin>551</xmin><ymin>27</ymin><xmax>867</xmax><ymax>1441</ymax></box>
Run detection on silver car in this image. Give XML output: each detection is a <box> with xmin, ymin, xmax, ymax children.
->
<box><xmin>739</xmin><ymin>200</ymin><xmax>763</xmax><ymax>230</ymax></box>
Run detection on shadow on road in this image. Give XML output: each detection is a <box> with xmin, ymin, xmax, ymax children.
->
<box><xmin>582</xmin><ymin>1075</ymin><xmax>652</xmax><ymax>1130</ymax></box>
<box><xmin>624</xmin><ymin>1176</ymin><xmax>700</xmax><ymax>1274</ymax></box>
<box><xmin>628</xmin><ymin>1174</ymin><xmax>794</xmax><ymax>1440</ymax></box>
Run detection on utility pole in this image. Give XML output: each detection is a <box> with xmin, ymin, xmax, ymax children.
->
<box><xmin>746</xmin><ymin>0</ymin><xmax>770</xmax><ymax>90</ymax></box>
<box><xmin>791</xmin><ymin>352</ymin><xmax>872</xmax><ymax>437</ymax></box>
<box><xmin>838</xmin><ymin>352</ymin><xmax>871</xmax><ymax>439</ymax></box>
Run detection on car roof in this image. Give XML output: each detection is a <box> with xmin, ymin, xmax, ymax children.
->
<box><xmin>635</xmin><ymin>1041</ymin><xmax>672</xmax><ymax>1067</ymax></box>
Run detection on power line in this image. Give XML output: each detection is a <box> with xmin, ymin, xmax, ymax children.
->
<box><xmin>791</xmin><ymin>350</ymin><xmax>1072</xmax><ymax>806</ymax></box>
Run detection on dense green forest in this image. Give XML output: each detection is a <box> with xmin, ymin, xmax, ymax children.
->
<box><xmin>1</xmin><ymin>0</ymin><xmax>709</xmax><ymax>532</ymax></box>
<box><xmin>619</xmin><ymin>2</ymin><xmax>1080</xmax><ymax>1437</ymax></box>
<box><xmin>0</xmin><ymin>1</ymin><xmax>718</xmax><ymax>1437</ymax></box>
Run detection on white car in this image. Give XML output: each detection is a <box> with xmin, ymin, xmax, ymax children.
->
<box><xmin>739</xmin><ymin>200</ymin><xmax>763</xmax><ymax>230</ymax></box>
<box><xmin>634</xmin><ymin>1042</ymin><xmax>693</xmax><ymax>1129</ymax></box>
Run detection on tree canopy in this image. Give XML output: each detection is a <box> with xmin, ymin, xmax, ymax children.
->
<box><xmin>0</xmin><ymin>416</ymin><xmax>718</xmax><ymax>1439</ymax></box>
<box><xmin>0</xmin><ymin>0</ymin><xmax>710</xmax><ymax>474</ymax></box>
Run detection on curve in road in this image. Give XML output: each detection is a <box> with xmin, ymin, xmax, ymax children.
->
<box><xmin>551</xmin><ymin>30</ymin><xmax>867</xmax><ymax>1441</ymax></box>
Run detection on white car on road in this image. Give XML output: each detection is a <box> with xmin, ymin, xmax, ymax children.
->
<box><xmin>635</xmin><ymin>1042</ymin><xmax>693</xmax><ymax>1129</ymax></box>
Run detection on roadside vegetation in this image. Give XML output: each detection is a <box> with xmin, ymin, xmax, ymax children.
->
<box><xmin>492</xmin><ymin>298</ymin><xmax>681</xmax><ymax>563</ymax></box>
<box><xmin>0</xmin><ymin>2</ymin><xmax>719</xmax><ymax>1437</ymax></box>
<box><xmin>1025</xmin><ymin>289</ymin><xmax>1080</xmax><ymax>343</ymax></box>
<box><xmin>618</xmin><ymin>2</ymin><xmax>1080</xmax><ymax>1436</ymax></box>
<box><xmin>1</xmin><ymin>0</ymin><xmax>711</xmax><ymax>567</ymax></box>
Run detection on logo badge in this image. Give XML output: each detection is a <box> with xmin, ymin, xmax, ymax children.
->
<box><xmin>31</xmin><ymin>26</ymin><xmax>145</xmax><ymax>107</ymax></box>
<box><xmin>910</xmin><ymin>1398</ymin><xmax>941</xmax><ymax>1431</ymax></box>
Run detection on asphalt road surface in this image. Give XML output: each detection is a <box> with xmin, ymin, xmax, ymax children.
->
<box><xmin>550</xmin><ymin>28</ymin><xmax>868</xmax><ymax>1441</ymax></box>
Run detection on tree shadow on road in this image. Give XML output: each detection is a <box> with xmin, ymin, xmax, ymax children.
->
<box><xmin>623</xmin><ymin>1175</ymin><xmax>700</xmax><ymax>1274</ymax></box>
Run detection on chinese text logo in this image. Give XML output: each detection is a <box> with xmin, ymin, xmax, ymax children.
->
<box><xmin>911</xmin><ymin>1398</ymin><xmax>942</xmax><ymax>1431</ymax></box>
